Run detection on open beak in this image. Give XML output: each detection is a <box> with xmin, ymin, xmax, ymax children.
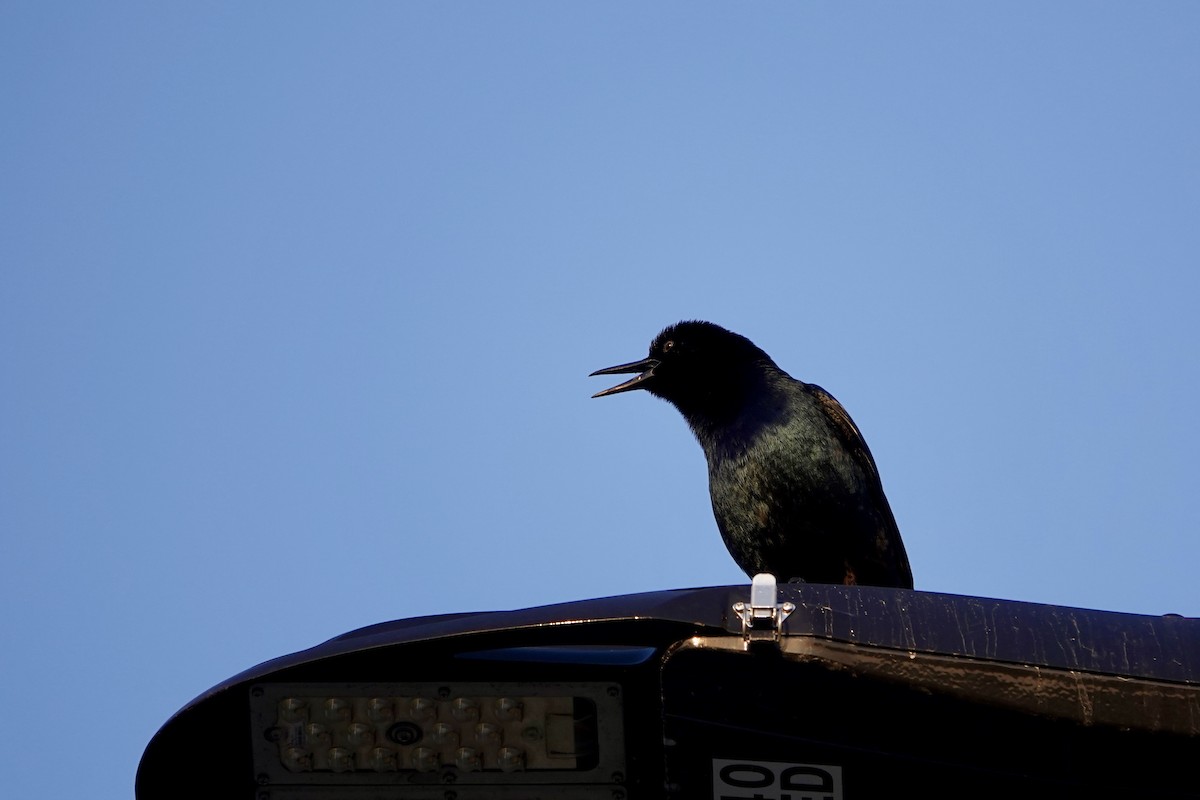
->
<box><xmin>589</xmin><ymin>357</ymin><xmax>661</xmax><ymax>398</ymax></box>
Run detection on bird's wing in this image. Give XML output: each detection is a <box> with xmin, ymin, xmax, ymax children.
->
<box><xmin>808</xmin><ymin>383</ymin><xmax>913</xmax><ymax>589</ymax></box>
<box><xmin>808</xmin><ymin>385</ymin><xmax>883</xmax><ymax>481</ymax></box>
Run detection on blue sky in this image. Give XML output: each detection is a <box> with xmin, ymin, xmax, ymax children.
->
<box><xmin>3</xmin><ymin>3</ymin><xmax>1198</xmax><ymax>797</ymax></box>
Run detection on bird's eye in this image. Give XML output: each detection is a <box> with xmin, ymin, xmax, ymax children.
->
<box><xmin>662</xmin><ymin>340</ymin><xmax>675</xmax><ymax>353</ymax></box>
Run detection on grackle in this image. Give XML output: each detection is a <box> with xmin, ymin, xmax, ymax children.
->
<box><xmin>591</xmin><ymin>320</ymin><xmax>913</xmax><ymax>589</ymax></box>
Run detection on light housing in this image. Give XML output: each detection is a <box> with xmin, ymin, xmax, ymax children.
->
<box><xmin>137</xmin><ymin>584</ymin><xmax>1200</xmax><ymax>799</ymax></box>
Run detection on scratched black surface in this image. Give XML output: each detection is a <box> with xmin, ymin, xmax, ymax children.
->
<box><xmin>774</xmin><ymin>584</ymin><xmax>1199</xmax><ymax>683</ymax></box>
<box><xmin>291</xmin><ymin>584</ymin><xmax>1199</xmax><ymax>686</ymax></box>
<box><xmin>139</xmin><ymin>584</ymin><xmax>1199</xmax><ymax>800</ymax></box>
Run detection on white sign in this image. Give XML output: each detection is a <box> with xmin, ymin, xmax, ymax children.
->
<box><xmin>712</xmin><ymin>758</ymin><xmax>843</xmax><ymax>800</ymax></box>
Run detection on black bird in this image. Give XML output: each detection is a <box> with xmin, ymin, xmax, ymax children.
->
<box><xmin>590</xmin><ymin>320</ymin><xmax>912</xmax><ymax>589</ymax></box>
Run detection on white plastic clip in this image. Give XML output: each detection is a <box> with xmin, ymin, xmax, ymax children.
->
<box><xmin>732</xmin><ymin>573</ymin><xmax>795</xmax><ymax>647</ymax></box>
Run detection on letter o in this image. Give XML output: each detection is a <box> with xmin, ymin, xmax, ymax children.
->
<box><xmin>719</xmin><ymin>763</ymin><xmax>774</xmax><ymax>788</ymax></box>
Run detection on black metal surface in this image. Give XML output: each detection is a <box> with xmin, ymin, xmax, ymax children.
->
<box><xmin>136</xmin><ymin>585</ymin><xmax>1200</xmax><ymax>800</ymax></box>
<box><xmin>779</xmin><ymin>584</ymin><xmax>1199</xmax><ymax>681</ymax></box>
<box><xmin>661</xmin><ymin>646</ymin><xmax>1200</xmax><ymax>799</ymax></box>
<box><xmin>215</xmin><ymin>584</ymin><xmax>1199</xmax><ymax>690</ymax></box>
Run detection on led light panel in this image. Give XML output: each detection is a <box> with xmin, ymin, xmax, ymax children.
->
<box><xmin>250</xmin><ymin>681</ymin><xmax>624</xmax><ymax>792</ymax></box>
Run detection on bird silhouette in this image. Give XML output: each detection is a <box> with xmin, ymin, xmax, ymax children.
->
<box><xmin>591</xmin><ymin>320</ymin><xmax>912</xmax><ymax>589</ymax></box>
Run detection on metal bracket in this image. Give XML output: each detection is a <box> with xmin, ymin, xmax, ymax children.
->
<box><xmin>732</xmin><ymin>573</ymin><xmax>795</xmax><ymax>647</ymax></box>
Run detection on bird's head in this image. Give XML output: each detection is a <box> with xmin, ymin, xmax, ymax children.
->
<box><xmin>590</xmin><ymin>320</ymin><xmax>777</xmax><ymax>421</ymax></box>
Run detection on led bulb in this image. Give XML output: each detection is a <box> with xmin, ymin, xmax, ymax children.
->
<box><xmin>409</xmin><ymin>697</ymin><xmax>436</xmax><ymax>721</ymax></box>
<box><xmin>368</xmin><ymin>747</ymin><xmax>396</xmax><ymax>772</ymax></box>
<box><xmin>411</xmin><ymin>747</ymin><xmax>439</xmax><ymax>773</ymax></box>
<box><xmin>498</xmin><ymin>747</ymin><xmax>525</xmax><ymax>773</ymax></box>
<box><xmin>346</xmin><ymin>722</ymin><xmax>374</xmax><ymax>747</ymax></box>
<box><xmin>305</xmin><ymin>723</ymin><xmax>331</xmax><ymax>746</ymax></box>
<box><xmin>455</xmin><ymin>746</ymin><xmax>481</xmax><ymax>772</ymax></box>
<box><xmin>328</xmin><ymin>747</ymin><xmax>353</xmax><ymax>772</ymax></box>
<box><xmin>429</xmin><ymin>722</ymin><xmax>458</xmax><ymax>748</ymax></box>
<box><xmin>283</xmin><ymin>747</ymin><xmax>312</xmax><ymax>772</ymax></box>
<box><xmin>450</xmin><ymin>697</ymin><xmax>479</xmax><ymax>722</ymax></box>
<box><xmin>323</xmin><ymin>698</ymin><xmax>351</xmax><ymax>723</ymax></box>
<box><xmin>279</xmin><ymin>697</ymin><xmax>308</xmax><ymax>723</ymax></box>
<box><xmin>474</xmin><ymin>722</ymin><xmax>501</xmax><ymax>746</ymax></box>
<box><xmin>494</xmin><ymin>697</ymin><xmax>523</xmax><ymax>722</ymax></box>
<box><xmin>367</xmin><ymin>698</ymin><xmax>395</xmax><ymax>723</ymax></box>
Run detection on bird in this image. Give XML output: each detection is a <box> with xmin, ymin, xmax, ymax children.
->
<box><xmin>590</xmin><ymin>320</ymin><xmax>913</xmax><ymax>589</ymax></box>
